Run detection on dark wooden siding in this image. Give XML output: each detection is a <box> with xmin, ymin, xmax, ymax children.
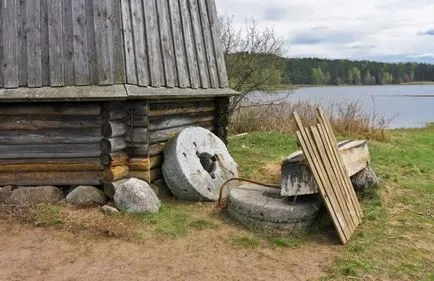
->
<box><xmin>0</xmin><ymin>102</ymin><xmax>104</xmax><ymax>185</ymax></box>
<box><xmin>0</xmin><ymin>0</ymin><xmax>228</xmax><ymax>91</ymax></box>
<box><xmin>125</xmin><ymin>98</ymin><xmax>216</xmax><ymax>184</ymax></box>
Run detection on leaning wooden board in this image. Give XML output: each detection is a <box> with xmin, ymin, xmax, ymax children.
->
<box><xmin>293</xmin><ymin>108</ymin><xmax>363</xmax><ymax>244</ymax></box>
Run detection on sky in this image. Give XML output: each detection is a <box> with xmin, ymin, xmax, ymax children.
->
<box><xmin>215</xmin><ymin>0</ymin><xmax>434</xmax><ymax>64</ymax></box>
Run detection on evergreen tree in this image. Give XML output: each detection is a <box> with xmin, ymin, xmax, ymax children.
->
<box><xmin>351</xmin><ymin>67</ymin><xmax>362</xmax><ymax>85</ymax></box>
<box><xmin>312</xmin><ymin>67</ymin><xmax>324</xmax><ymax>84</ymax></box>
<box><xmin>364</xmin><ymin>70</ymin><xmax>372</xmax><ymax>85</ymax></box>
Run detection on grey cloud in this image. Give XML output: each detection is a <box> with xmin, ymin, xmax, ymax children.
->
<box><xmin>346</xmin><ymin>44</ymin><xmax>377</xmax><ymax>50</ymax></box>
<box><xmin>288</xmin><ymin>29</ymin><xmax>361</xmax><ymax>45</ymax></box>
<box><xmin>263</xmin><ymin>7</ymin><xmax>287</xmax><ymax>21</ymax></box>
<box><xmin>418</xmin><ymin>29</ymin><xmax>434</xmax><ymax>36</ymax></box>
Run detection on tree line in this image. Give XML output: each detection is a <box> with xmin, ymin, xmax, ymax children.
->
<box><xmin>282</xmin><ymin>57</ymin><xmax>434</xmax><ymax>85</ymax></box>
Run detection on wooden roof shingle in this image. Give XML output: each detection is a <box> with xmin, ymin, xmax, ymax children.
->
<box><xmin>0</xmin><ymin>0</ymin><xmax>232</xmax><ymax>100</ymax></box>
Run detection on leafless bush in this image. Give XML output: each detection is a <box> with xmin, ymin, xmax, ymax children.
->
<box><xmin>219</xmin><ymin>15</ymin><xmax>286</xmax><ymax>117</ymax></box>
<box><xmin>229</xmin><ymin>100</ymin><xmax>392</xmax><ymax>141</ymax></box>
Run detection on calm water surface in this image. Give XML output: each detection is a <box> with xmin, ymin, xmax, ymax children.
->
<box><xmin>254</xmin><ymin>85</ymin><xmax>434</xmax><ymax>128</ymax></box>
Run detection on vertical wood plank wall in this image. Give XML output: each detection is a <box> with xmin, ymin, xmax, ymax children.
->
<box><xmin>0</xmin><ymin>0</ymin><xmax>228</xmax><ymax>90</ymax></box>
<box><xmin>0</xmin><ymin>0</ymin><xmax>125</xmax><ymax>88</ymax></box>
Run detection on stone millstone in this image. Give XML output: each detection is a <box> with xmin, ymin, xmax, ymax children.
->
<box><xmin>228</xmin><ymin>184</ymin><xmax>322</xmax><ymax>235</ymax></box>
<box><xmin>162</xmin><ymin>127</ymin><xmax>238</xmax><ymax>201</ymax></box>
<box><xmin>114</xmin><ymin>178</ymin><xmax>161</xmax><ymax>214</ymax></box>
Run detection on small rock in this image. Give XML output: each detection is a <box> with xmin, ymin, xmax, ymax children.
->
<box><xmin>351</xmin><ymin>166</ymin><xmax>379</xmax><ymax>191</ymax></box>
<box><xmin>0</xmin><ymin>186</ymin><xmax>13</xmax><ymax>204</ymax></box>
<box><xmin>151</xmin><ymin>179</ymin><xmax>173</xmax><ymax>198</ymax></box>
<box><xmin>8</xmin><ymin>186</ymin><xmax>64</xmax><ymax>205</ymax></box>
<box><xmin>100</xmin><ymin>205</ymin><xmax>120</xmax><ymax>215</ymax></box>
<box><xmin>66</xmin><ymin>186</ymin><xmax>107</xmax><ymax>206</ymax></box>
<box><xmin>114</xmin><ymin>178</ymin><xmax>161</xmax><ymax>214</ymax></box>
<box><xmin>103</xmin><ymin>179</ymin><xmax>128</xmax><ymax>200</ymax></box>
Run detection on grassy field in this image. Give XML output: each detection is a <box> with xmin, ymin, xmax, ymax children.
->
<box><xmin>1</xmin><ymin>126</ymin><xmax>432</xmax><ymax>280</ymax></box>
<box><xmin>229</xmin><ymin>125</ymin><xmax>434</xmax><ymax>280</ymax></box>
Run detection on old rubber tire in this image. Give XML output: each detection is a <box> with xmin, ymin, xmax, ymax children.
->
<box><xmin>228</xmin><ymin>184</ymin><xmax>322</xmax><ymax>234</ymax></box>
<box><xmin>162</xmin><ymin>127</ymin><xmax>238</xmax><ymax>201</ymax></box>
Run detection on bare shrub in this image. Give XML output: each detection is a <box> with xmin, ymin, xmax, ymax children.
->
<box><xmin>219</xmin><ymin>15</ymin><xmax>286</xmax><ymax>117</ymax></box>
<box><xmin>229</xmin><ymin>100</ymin><xmax>392</xmax><ymax>141</ymax></box>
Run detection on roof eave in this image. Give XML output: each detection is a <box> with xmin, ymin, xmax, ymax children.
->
<box><xmin>0</xmin><ymin>85</ymin><xmax>240</xmax><ymax>102</ymax></box>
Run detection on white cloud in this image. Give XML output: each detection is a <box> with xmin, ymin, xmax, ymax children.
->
<box><xmin>215</xmin><ymin>0</ymin><xmax>434</xmax><ymax>63</ymax></box>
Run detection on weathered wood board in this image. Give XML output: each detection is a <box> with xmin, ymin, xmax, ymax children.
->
<box><xmin>281</xmin><ymin>140</ymin><xmax>370</xmax><ymax>197</ymax></box>
<box><xmin>293</xmin><ymin>109</ymin><xmax>363</xmax><ymax>244</ymax></box>
<box><xmin>0</xmin><ymin>0</ymin><xmax>230</xmax><ymax>91</ymax></box>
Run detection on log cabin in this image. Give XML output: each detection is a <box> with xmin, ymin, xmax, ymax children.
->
<box><xmin>0</xmin><ymin>0</ymin><xmax>236</xmax><ymax>191</ymax></box>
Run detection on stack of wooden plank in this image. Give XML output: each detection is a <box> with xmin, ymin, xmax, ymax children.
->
<box><xmin>293</xmin><ymin>108</ymin><xmax>363</xmax><ymax>244</ymax></box>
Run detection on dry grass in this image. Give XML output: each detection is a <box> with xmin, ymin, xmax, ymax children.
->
<box><xmin>229</xmin><ymin>100</ymin><xmax>391</xmax><ymax>141</ymax></box>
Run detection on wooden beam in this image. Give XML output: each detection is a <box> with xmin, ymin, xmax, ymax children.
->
<box><xmin>0</xmin><ymin>171</ymin><xmax>102</xmax><ymax>186</ymax></box>
<box><xmin>129</xmin><ymin>169</ymin><xmax>162</xmax><ymax>183</ymax></box>
<box><xmin>0</xmin><ymin>128</ymin><xmax>101</xmax><ymax>144</ymax></box>
<box><xmin>0</xmin><ymin>144</ymin><xmax>101</xmax><ymax>159</ymax></box>
<box><xmin>0</xmin><ymin>161</ymin><xmax>102</xmax><ymax>173</ymax></box>
<box><xmin>148</xmin><ymin>112</ymin><xmax>214</xmax><ymax>131</ymax></box>
<box><xmin>0</xmin><ymin>103</ymin><xmax>101</xmax><ymax>115</ymax></box>
<box><xmin>102</xmin><ymin>165</ymin><xmax>129</xmax><ymax>182</ymax></box>
<box><xmin>100</xmin><ymin>151</ymin><xmax>129</xmax><ymax>167</ymax></box>
<box><xmin>102</xmin><ymin>121</ymin><xmax>127</xmax><ymax>138</ymax></box>
<box><xmin>127</xmin><ymin>156</ymin><xmax>164</xmax><ymax>171</ymax></box>
<box><xmin>100</xmin><ymin>137</ymin><xmax>127</xmax><ymax>153</ymax></box>
<box><xmin>149</xmin><ymin>122</ymin><xmax>214</xmax><ymax>144</ymax></box>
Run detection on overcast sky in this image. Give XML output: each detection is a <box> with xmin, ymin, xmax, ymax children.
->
<box><xmin>215</xmin><ymin>0</ymin><xmax>434</xmax><ymax>64</ymax></box>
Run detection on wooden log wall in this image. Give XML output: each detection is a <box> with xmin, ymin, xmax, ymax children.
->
<box><xmin>100</xmin><ymin>102</ymin><xmax>129</xmax><ymax>184</ymax></box>
<box><xmin>126</xmin><ymin>98</ymin><xmax>216</xmax><ymax>187</ymax></box>
<box><xmin>0</xmin><ymin>102</ymin><xmax>104</xmax><ymax>185</ymax></box>
<box><xmin>0</xmin><ymin>98</ymin><xmax>225</xmax><ymax>189</ymax></box>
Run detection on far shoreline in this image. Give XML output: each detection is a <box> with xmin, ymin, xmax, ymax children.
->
<box><xmin>270</xmin><ymin>81</ymin><xmax>434</xmax><ymax>92</ymax></box>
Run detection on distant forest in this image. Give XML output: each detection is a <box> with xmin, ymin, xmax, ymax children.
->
<box><xmin>281</xmin><ymin>58</ymin><xmax>434</xmax><ymax>85</ymax></box>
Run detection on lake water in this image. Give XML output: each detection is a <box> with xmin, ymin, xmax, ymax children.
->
<box><xmin>253</xmin><ymin>85</ymin><xmax>434</xmax><ymax>128</ymax></box>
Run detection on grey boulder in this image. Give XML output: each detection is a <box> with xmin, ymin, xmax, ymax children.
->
<box><xmin>8</xmin><ymin>186</ymin><xmax>64</xmax><ymax>205</ymax></box>
<box><xmin>351</xmin><ymin>166</ymin><xmax>379</xmax><ymax>191</ymax></box>
<box><xmin>66</xmin><ymin>186</ymin><xmax>107</xmax><ymax>206</ymax></box>
<box><xmin>114</xmin><ymin>178</ymin><xmax>161</xmax><ymax>214</ymax></box>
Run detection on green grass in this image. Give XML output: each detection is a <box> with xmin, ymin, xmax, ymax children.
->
<box><xmin>35</xmin><ymin>205</ymin><xmax>63</xmax><ymax>226</ymax></box>
<box><xmin>135</xmin><ymin>203</ymin><xmax>219</xmax><ymax>237</ymax></box>
<box><xmin>228</xmin><ymin>132</ymin><xmax>298</xmax><ymax>182</ymax></box>
<box><xmin>227</xmin><ymin>127</ymin><xmax>434</xmax><ymax>281</ymax></box>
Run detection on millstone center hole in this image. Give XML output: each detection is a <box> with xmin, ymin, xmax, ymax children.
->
<box><xmin>197</xmin><ymin>152</ymin><xmax>217</xmax><ymax>174</ymax></box>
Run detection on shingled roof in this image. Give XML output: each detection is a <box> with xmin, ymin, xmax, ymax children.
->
<box><xmin>0</xmin><ymin>0</ymin><xmax>235</xmax><ymax>101</ymax></box>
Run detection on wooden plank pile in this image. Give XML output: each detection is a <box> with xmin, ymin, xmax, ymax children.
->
<box><xmin>293</xmin><ymin>108</ymin><xmax>363</xmax><ymax>244</ymax></box>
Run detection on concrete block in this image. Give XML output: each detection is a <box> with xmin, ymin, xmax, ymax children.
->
<box><xmin>281</xmin><ymin>140</ymin><xmax>370</xmax><ymax>197</ymax></box>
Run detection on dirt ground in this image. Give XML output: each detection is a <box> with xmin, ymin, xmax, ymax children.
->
<box><xmin>0</xmin><ymin>220</ymin><xmax>337</xmax><ymax>281</ymax></box>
